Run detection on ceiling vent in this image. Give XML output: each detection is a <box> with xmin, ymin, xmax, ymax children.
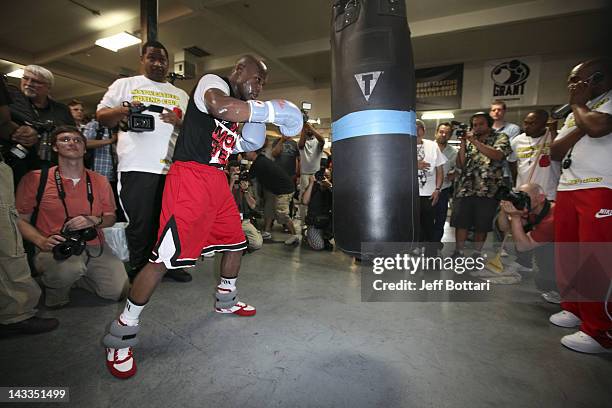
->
<box><xmin>184</xmin><ymin>46</ymin><xmax>209</xmax><ymax>58</ymax></box>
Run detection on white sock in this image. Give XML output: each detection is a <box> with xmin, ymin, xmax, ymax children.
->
<box><xmin>218</xmin><ymin>277</ymin><xmax>237</xmax><ymax>293</ymax></box>
<box><xmin>119</xmin><ymin>298</ymin><xmax>146</xmax><ymax>326</ymax></box>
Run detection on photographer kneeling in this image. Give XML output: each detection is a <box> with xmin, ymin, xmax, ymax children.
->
<box><xmin>15</xmin><ymin>126</ymin><xmax>129</xmax><ymax>308</ymax></box>
<box><xmin>302</xmin><ymin>167</ymin><xmax>333</xmax><ymax>251</ymax></box>
<box><xmin>496</xmin><ymin>183</ymin><xmax>558</xmax><ymax>302</ymax></box>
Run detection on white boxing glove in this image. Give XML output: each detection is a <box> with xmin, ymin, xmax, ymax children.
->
<box><xmin>234</xmin><ymin>122</ymin><xmax>266</xmax><ymax>153</ymax></box>
<box><xmin>247</xmin><ymin>99</ymin><xmax>304</xmax><ymax>137</ymax></box>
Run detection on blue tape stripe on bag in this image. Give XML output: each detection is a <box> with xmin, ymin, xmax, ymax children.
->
<box><xmin>331</xmin><ymin>110</ymin><xmax>416</xmax><ymax>142</ymax></box>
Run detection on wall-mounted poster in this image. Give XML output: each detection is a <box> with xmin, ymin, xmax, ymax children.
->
<box><xmin>481</xmin><ymin>56</ymin><xmax>541</xmax><ymax>107</ymax></box>
<box><xmin>415</xmin><ymin>64</ymin><xmax>463</xmax><ymax>110</ymax></box>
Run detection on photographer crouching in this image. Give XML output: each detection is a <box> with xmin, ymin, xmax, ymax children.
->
<box><xmin>496</xmin><ymin>183</ymin><xmax>558</xmax><ymax>301</ymax></box>
<box><xmin>228</xmin><ymin>161</ymin><xmax>262</xmax><ymax>252</ymax></box>
<box><xmin>302</xmin><ymin>166</ymin><xmax>333</xmax><ymax>251</ymax></box>
<box><xmin>15</xmin><ymin>126</ymin><xmax>129</xmax><ymax>308</ymax></box>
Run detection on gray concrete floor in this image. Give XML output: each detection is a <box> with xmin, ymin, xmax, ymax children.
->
<box><xmin>1</xmin><ymin>223</ymin><xmax>611</xmax><ymax>408</ymax></box>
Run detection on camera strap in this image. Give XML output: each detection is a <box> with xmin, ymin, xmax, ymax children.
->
<box><xmin>29</xmin><ymin>165</ymin><xmax>50</xmax><ymax>229</ymax></box>
<box><xmin>53</xmin><ymin>168</ymin><xmax>94</xmax><ymax>219</ymax></box>
<box><xmin>524</xmin><ymin>199</ymin><xmax>550</xmax><ymax>232</ymax></box>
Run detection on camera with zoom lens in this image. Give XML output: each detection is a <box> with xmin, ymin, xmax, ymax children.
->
<box><xmin>238</xmin><ymin>171</ymin><xmax>249</xmax><ymax>182</ymax></box>
<box><xmin>120</xmin><ymin>102</ymin><xmax>165</xmax><ymax>132</ymax></box>
<box><xmin>315</xmin><ymin>168</ymin><xmax>326</xmax><ymax>182</ymax></box>
<box><xmin>52</xmin><ymin>226</ymin><xmax>97</xmax><ymax>260</ymax></box>
<box><xmin>238</xmin><ymin>161</ymin><xmax>250</xmax><ymax>182</ymax></box>
<box><xmin>1</xmin><ymin>117</ymin><xmax>55</xmax><ymax>162</ymax></box>
<box><xmin>451</xmin><ymin>121</ymin><xmax>469</xmax><ymax>138</ymax></box>
<box><xmin>495</xmin><ymin>186</ymin><xmax>531</xmax><ymax>211</ymax></box>
<box><xmin>301</xmin><ymin>109</ymin><xmax>310</xmax><ymax>124</ymax></box>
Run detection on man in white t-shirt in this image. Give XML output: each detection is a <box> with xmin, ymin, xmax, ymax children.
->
<box><xmin>297</xmin><ymin>122</ymin><xmax>325</xmax><ymax>224</ymax></box>
<box><xmin>416</xmin><ymin>120</ymin><xmax>446</xmax><ymax>257</ymax></box>
<box><xmin>549</xmin><ymin>57</ymin><xmax>612</xmax><ymax>354</ymax></box>
<box><xmin>97</xmin><ymin>41</ymin><xmax>190</xmax><ymax>282</ymax></box>
<box><xmin>508</xmin><ymin>110</ymin><xmax>561</xmax><ymax>200</ymax></box>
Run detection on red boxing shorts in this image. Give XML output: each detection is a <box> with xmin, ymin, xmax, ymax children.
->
<box><xmin>150</xmin><ymin>161</ymin><xmax>247</xmax><ymax>269</ymax></box>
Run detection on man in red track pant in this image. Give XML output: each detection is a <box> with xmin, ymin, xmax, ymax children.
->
<box><xmin>550</xmin><ymin>57</ymin><xmax>612</xmax><ymax>354</ymax></box>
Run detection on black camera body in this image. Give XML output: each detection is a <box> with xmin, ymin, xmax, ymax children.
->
<box><xmin>238</xmin><ymin>162</ymin><xmax>250</xmax><ymax>182</ymax></box>
<box><xmin>52</xmin><ymin>226</ymin><xmax>97</xmax><ymax>261</ymax></box>
<box><xmin>301</xmin><ymin>109</ymin><xmax>309</xmax><ymax>124</ymax></box>
<box><xmin>315</xmin><ymin>168</ymin><xmax>326</xmax><ymax>182</ymax></box>
<box><xmin>495</xmin><ymin>186</ymin><xmax>531</xmax><ymax>211</ymax></box>
<box><xmin>239</xmin><ymin>171</ymin><xmax>249</xmax><ymax>182</ymax></box>
<box><xmin>451</xmin><ymin>121</ymin><xmax>469</xmax><ymax>138</ymax></box>
<box><xmin>120</xmin><ymin>102</ymin><xmax>165</xmax><ymax>132</ymax></box>
<box><xmin>1</xmin><ymin>116</ymin><xmax>55</xmax><ymax>163</ymax></box>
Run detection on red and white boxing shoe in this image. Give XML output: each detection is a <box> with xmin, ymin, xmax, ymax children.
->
<box><xmin>215</xmin><ymin>301</ymin><xmax>257</xmax><ymax>316</ymax></box>
<box><xmin>106</xmin><ymin>347</ymin><xmax>137</xmax><ymax>379</ymax></box>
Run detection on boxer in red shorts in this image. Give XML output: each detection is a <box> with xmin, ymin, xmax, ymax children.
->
<box><xmin>102</xmin><ymin>55</ymin><xmax>304</xmax><ymax>378</ymax></box>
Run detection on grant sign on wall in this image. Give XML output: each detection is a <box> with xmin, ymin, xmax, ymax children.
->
<box><xmin>481</xmin><ymin>56</ymin><xmax>541</xmax><ymax>107</ymax></box>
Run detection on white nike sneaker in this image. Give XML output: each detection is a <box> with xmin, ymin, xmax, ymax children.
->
<box><xmin>561</xmin><ymin>331</ymin><xmax>611</xmax><ymax>354</ymax></box>
<box><xmin>549</xmin><ymin>310</ymin><xmax>581</xmax><ymax>328</ymax></box>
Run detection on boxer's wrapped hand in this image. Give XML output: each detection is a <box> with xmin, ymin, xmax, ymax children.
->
<box><xmin>247</xmin><ymin>99</ymin><xmax>303</xmax><ymax>136</ymax></box>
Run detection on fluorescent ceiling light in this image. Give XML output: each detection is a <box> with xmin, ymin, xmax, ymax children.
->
<box><xmin>7</xmin><ymin>68</ymin><xmax>24</xmax><ymax>78</ymax></box>
<box><xmin>95</xmin><ymin>32</ymin><xmax>141</xmax><ymax>52</ymax></box>
<box><xmin>421</xmin><ymin>111</ymin><xmax>455</xmax><ymax>120</ymax></box>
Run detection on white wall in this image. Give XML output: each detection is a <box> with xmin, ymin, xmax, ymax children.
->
<box><xmin>460</xmin><ymin>53</ymin><xmax>596</xmax><ymax>110</ymax></box>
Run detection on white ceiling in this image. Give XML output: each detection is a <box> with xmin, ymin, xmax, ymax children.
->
<box><xmin>1</xmin><ymin>0</ymin><xmax>609</xmax><ymax>117</ymax></box>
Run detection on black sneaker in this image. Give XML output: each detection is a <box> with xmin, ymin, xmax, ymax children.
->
<box><xmin>451</xmin><ymin>250</ymin><xmax>465</xmax><ymax>258</ymax></box>
<box><xmin>165</xmin><ymin>268</ymin><xmax>193</xmax><ymax>282</ymax></box>
<box><xmin>0</xmin><ymin>316</ymin><xmax>59</xmax><ymax>338</ymax></box>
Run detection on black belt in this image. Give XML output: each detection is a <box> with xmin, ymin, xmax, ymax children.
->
<box><xmin>209</xmin><ymin>163</ymin><xmax>225</xmax><ymax>170</ymax></box>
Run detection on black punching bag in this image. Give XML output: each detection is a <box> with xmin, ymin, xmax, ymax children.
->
<box><xmin>331</xmin><ymin>0</ymin><xmax>418</xmax><ymax>257</ymax></box>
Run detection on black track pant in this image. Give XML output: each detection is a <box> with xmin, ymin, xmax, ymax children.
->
<box><xmin>118</xmin><ymin>171</ymin><xmax>166</xmax><ymax>275</ymax></box>
<box><xmin>419</xmin><ymin>195</ymin><xmax>436</xmax><ymax>257</ymax></box>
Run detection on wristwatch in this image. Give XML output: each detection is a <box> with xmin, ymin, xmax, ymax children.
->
<box><xmin>95</xmin><ymin>215</ymin><xmax>104</xmax><ymax>227</ymax></box>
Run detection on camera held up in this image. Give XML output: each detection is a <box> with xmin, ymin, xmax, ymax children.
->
<box><xmin>495</xmin><ymin>186</ymin><xmax>531</xmax><ymax>211</ymax></box>
<box><xmin>451</xmin><ymin>121</ymin><xmax>469</xmax><ymax>138</ymax></box>
<box><xmin>119</xmin><ymin>101</ymin><xmax>165</xmax><ymax>132</ymax></box>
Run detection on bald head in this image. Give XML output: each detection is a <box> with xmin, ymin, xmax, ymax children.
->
<box><xmin>235</xmin><ymin>55</ymin><xmax>268</xmax><ymax>75</ymax></box>
<box><xmin>229</xmin><ymin>55</ymin><xmax>268</xmax><ymax>101</ymax></box>
<box><xmin>519</xmin><ymin>183</ymin><xmax>546</xmax><ymax>211</ymax></box>
<box><xmin>569</xmin><ymin>57</ymin><xmax>612</xmax><ymax>98</ymax></box>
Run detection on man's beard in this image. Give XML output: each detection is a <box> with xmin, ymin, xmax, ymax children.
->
<box><xmin>22</xmin><ymin>88</ymin><xmax>37</xmax><ymax>98</ymax></box>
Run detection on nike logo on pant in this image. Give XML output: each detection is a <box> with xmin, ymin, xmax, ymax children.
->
<box><xmin>594</xmin><ymin>209</ymin><xmax>612</xmax><ymax>219</ymax></box>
